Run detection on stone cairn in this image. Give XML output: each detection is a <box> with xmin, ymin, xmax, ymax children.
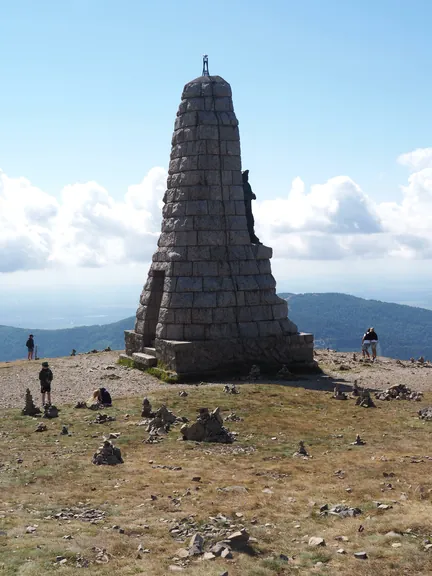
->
<box><xmin>375</xmin><ymin>383</ymin><xmax>423</xmax><ymax>401</ymax></box>
<box><xmin>351</xmin><ymin>380</ymin><xmax>360</xmax><ymax>397</ymax></box>
<box><xmin>418</xmin><ymin>407</ymin><xmax>432</xmax><ymax>421</ymax></box>
<box><xmin>223</xmin><ymin>384</ymin><xmax>239</xmax><ymax>394</ymax></box>
<box><xmin>22</xmin><ymin>388</ymin><xmax>41</xmax><ymax>416</ymax></box>
<box><xmin>93</xmin><ymin>413</ymin><xmax>116</xmax><ymax>424</ymax></box>
<box><xmin>355</xmin><ymin>389</ymin><xmax>376</xmax><ymax>408</ymax></box>
<box><xmin>332</xmin><ymin>383</ymin><xmax>348</xmax><ymax>400</ymax></box>
<box><xmin>351</xmin><ymin>434</ymin><xmax>366</xmax><ymax>446</ymax></box>
<box><xmin>141</xmin><ymin>397</ymin><xmax>155</xmax><ymax>418</ymax></box>
<box><xmin>43</xmin><ymin>404</ymin><xmax>59</xmax><ymax>418</ymax></box>
<box><xmin>124</xmin><ymin>68</ymin><xmax>314</xmax><ymax>376</ymax></box>
<box><xmin>294</xmin><ymin>440</ymin><xmax>310</xmax><ymax>458</ymax></box>
<box><xmin>92</xmin><ymin>440</ymin><xmax>123</xmax><ymax>465</ymax></box>
<box><xmin>35</xmin><ymin>422</ymin><xmax>47</xmax><ymax>433</ymax></box>
<box><xmin>181</xmin><ymin>407</ymin><xmax>234</xmax><ymax>443</ymax></box>
<box><xmin>276</xmin><ymin>364</ymin><xmax>295</xmax><ymax>380</ymax></box>
<box><xmin>74</xmin><ymin>401</ymin><xmax>86</xmax><ymax>409</ymax></box>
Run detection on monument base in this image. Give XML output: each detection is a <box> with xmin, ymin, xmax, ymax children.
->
<box><xmin>125</xmin><ymin>329</ymin><xmax>315</xmax><ymax>378</ymax></box>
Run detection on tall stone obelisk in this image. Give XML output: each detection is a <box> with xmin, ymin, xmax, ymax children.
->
<box><xmin>124</xmin><ymin>65</ymin><xmax>314</xmax><ymax>376</ymax></box>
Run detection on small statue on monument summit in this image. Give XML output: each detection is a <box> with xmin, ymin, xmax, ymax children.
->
<box><xmin>242</xmin><ymin>169</ymin><xmax>261</xmax><ymax>244</ymax></box>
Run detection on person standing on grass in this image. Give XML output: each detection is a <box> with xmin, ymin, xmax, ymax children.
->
<box><xmin>39</xmin><ymin>361</ymin><xmax>53</xmax><ymax>406</ymax></box>
<box><xmin>362</xmin><ymin>329</ymin><xmax>371</xmax><ymax>359</ymax></box>
<box><xmin>368</xmin><ymin>327</ymin><xmax>379</xmax><ymax>362</ymax></box>
<box><xmin>26</xmin><ymin>334</ymin><xmax>35</xmax><ymax>360</ymax></box>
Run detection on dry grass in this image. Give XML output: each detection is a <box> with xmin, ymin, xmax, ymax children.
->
<box><xmin>1</xmin><ymin>373</ymin><xmax>432</xmax><ymax>575</ymax></box>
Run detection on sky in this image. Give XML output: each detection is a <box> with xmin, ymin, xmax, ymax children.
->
<box><xmin>2</xmin><ymin>0</ymin><xmax>432</xmax><ymax>303</ymax></box>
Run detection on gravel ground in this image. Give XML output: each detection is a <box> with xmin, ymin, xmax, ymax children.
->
<box><xmin>0</xmin><ymin>351</ymin><xmax>171</xmax><ymax>410</ymax></box>
<box><xmin>1</xmin><ymin>349</ymin><xmax>432</xmax><ymax>410</ymax></box>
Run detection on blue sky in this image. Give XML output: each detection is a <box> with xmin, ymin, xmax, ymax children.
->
<box><xmin>2</xmin><ymin>0</ymin><xmax>431</xmax><ymax>200</ymax></box>
<box><xmin>2</xmin><ymin>0</ymin><xmax>432</xmax><ymax>302</ymax></box>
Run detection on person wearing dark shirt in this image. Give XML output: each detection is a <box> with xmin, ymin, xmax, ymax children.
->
<box><xmin>39</xmin><ymin>361</ymin><xmax>53</xmax><ymax>406</ymax></box>
<box><xmin>26</xmin><ymin>334</ymin><xmax>35</xmax><ymax>361</ymax></box>
<box><xmin>368</xmin><ymin>327</ymin><xmax>378</xmax><ymax>362</ymax></box>
<box><xmin>92</xmin><ymin>387</ymin><xmax>112</xmax><ymax>407</ymax></box>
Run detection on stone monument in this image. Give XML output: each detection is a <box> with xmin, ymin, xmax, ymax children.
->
<box><xmin>124</xmin><ymin>60</ymin><xmax>314</xmax><ymax>377</ymax></box>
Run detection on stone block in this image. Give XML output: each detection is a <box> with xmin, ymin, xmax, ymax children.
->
<box><xmin>171</xmin><ymin>127</ymin><xmax>197</xmax><ymax>144</ymax></box>
<box><xmin>165</xmin><ymin>188</ymin><xmax>188</xmax><ymax>203</ymax></box>
<box><xmin>238</xmin><ymin>260</ymin><xmax>260</xmax><ymax>275</ymax></box>
<box><xmin>232</xmin><ymin>171</ymin><xmax>243</xmax><ymax>185</ymax></box>
<box><xmin>136</xmin><ymin>305</ymin><xmax>146</xmax><ymax>320</ymax></box>
<box><xmin>237</xmin><ymin>307</ymin><xmax>253</xmax><ymax>322</ymax></box>
<box><xmin>185</xmin><ymin>200</ymin><xmax>208</xmax><ymax>216</ymax></box>
<box><xmin>158</xmin><ymin>232</ymin><xmax>175</xmax><ymax>247</ymax></box>
<box><xmin>255</xmin><ymin>274</ymin><xmax>277</xmax><ymax>290</ymax></box>
<box><xmin>158</xmin><ymin>307</ymin><xmax>175</xmax><ymax>323</ymax></box>
<box><xmin>212</xmin><ymin>82</ymin><xmax>232</xmax><ymax>97</ymax></box>
<box><xmin>166</xmin><ymin>324</ymin><xmax>185</xmax><ymax>340</ymax></box>
<box><xmin>214</xmin><ymin>97</ymin><xmax>233</xmax><ymax>111</ymax></box>
<box><xmin>228</xmin><ymin>231</ymin><xmax>250</xmax><ymax>245</ymax></box>
<box><xmin>174</xmin><ymin>308</ymin><xmax>192</xmax><ymax>324</ymax></box>
<box><xmin>170</xmin><ymin>293</ymin><xmax>194</xmax><ymax>308</ymax></box>
<box><xmin>168</xmin><ymin>158</ymin><xmax>181</xmax><ymax>174</ymax></box>
<box><xmin>207</xmin><ymin>200</ymin><xmax>224</xmax><ymax>215</ymax></box>
<box><xmin>174</xmin><ymin>111</ymin><xmax>198</xmax><ymax>129</ymax></box>
<box><xmin>140</xmin><ymin>291</ymin><xmax>151</xmax><ymax>305</ymax></box>
<box><xmin>163</xmin><ymin>202</ymin><xmax>186</xmax><ymax>218</ymax></box>
<box><xmin>197</xmin><ymin>125</ymin><xmax>219</xmax><ymax>140</ymax></box>
<box><xmin>217</xmin><ymin>291</ymin><xmax>237</xmax><ymax>307</ymax></box>
<box><xmin>204</xmin><ymin>170</ymin><xmax>221</xmax><ymax>186</ymax></box>
<box><xmin>155</xmin><ymin>322</ymin><xmax>167</xmax><ymax>338</ymax></box>
<box><xmin>208</xmin><ymin>185</ymin><xmax>223</xmax><ymax>201</ymax></box>
<box><xmin>252</xmin><ymin>244</ymin><xmax>273</xmax><ymax>259</ymax></box>
<box><xmin>227</xmin><ymin>246</ymin><xmax>246</xmax><ymax>260</ymax></box>
<box><xmin>222</xmin><ymin>201</ymin><xmax>236</xmax><ymax>215</ymax></box>
<box><xmin>221</xmin><ymin>171</ymin><xmax>232</xmax><ymax>185</ymax></box>
<box><xmin>198</xmin><ymin>155</ymin><xmax>221</xmax><ymax>170</ymax></box>
<box><xmin>216</xmin><ymin>111</ymin><xmax>238</xmax><ymax>126</ymax></box>
<box><xmin>235</xmin><ymin>200</ymin><xmax>246</xmax><ymax>215</ymax></box>
<box><xmin>182</xmin><ymin>82</ymin><xmax>202</xmax><ymax>98</ymax></box>
<box><xmin>134</xmin><ymin>319</ymin><xmax>144</xmax><ymax>334</ymax></box>
<box><xmin>186</xmin><ymin>186</ymin><xmax>212</xmax><ymax>200</ymax></box>
<box><xmin>206</xmin><ymin>139</ymin><xmax>220</xmax><ymax>155</ymax></box>
<box><xmin>218</xmin><ymin>262</ymin><xmax>231</xmax><ymax>276</ymax></box>
<box><xmin>197</xmin><ymin>231</ymin><xmax>225</xmax><ymax>246</ymax></box>
<box><xmin>197</xmin><ymin>111</ymin><xmax>218</xmax><ymax>124</ymax></box>
<box><xmin>219</xmin><ymin>126</ymin><xmax>240</xmax><ymax>140</ymax></box>
<box><xmin>258</xmin><ymin>320</ymin><xmax>283</xmax><ymax>337</ymax></box>
<box><xmin>272</xmin><ymin>302</ymin><xmax>288</xmax><ymax>319</ymax></box>
<box><xmin>223</xmin><ymin>156</ymin><xmax>242</xmax><ymax>171</ymax></box>
<box><xmin>257</xmin><ymin>260</ymin><xmax>271</xmax><ymax>274</ymax></box>
<box><xmin>160</xmin><ymin>292</ymin><xmax>172</xmax><ymax>307</ymax></box>
<box><xmin>234</xmin><ymin>275</ymin><xmax>260</xmax><ymax>291</ymax></box>
<box><xmin>203</xmin><ymin>277</ymin><xmax>234</xmax><ymax>291</ymax></box>
<box><xmin>244</xmin><ymin>290</ymin><xmax>261</xmax><ymax>305</ymax></box>
<box><xmin>150</xmin><ymin>261</ymin><xmax>173</xmax><ymax>275</ymax></box>
<box><xmin>210</xmin><ymin>246</ymin><xmax>228</xmax><ymax>260</ymax></box>
<box><xmin>179</xmin><ymin>156</ymin><xmax>199</xmax><ymax>171</ymax></box>
<box><xmin>251</xmin><ymin>305</ymin><xmax>273</xmax><ymax>321</ymax></box>
<box><xmin>162</xmin><ymin>217</ymin><xmax>194</xmax><ymax>232</ymax></box>
<box><xmin>176</xmin><ymin>277</ymin><xmax>203</xmax><ymax>292</ymax></box>
<box><xmin>193</xmin><ymin>261</ymin><xmax>218</xmax><ymax>276</ymax></box>
<box><xmin>163</xmin><ymin>277</ymin><xmax>177</xmax><ymax>292</ymax></box>
<box><xmin>228</xmin><ymin>261</ymin><xmax>240</xmax><ymax>275</ymax></box>
<box><xmin>194</xmin><ymin>215</ymin><xmax>222</xmax><ymax>231</ymax></box>
<box><xmin>173</xmin><ymin>262</ymin><xmax>193</xmax><ymax>276</ymax></box>
<box><xmin>184</xmin><ymin>97</ymin><xmax>205</xmax><ymax>111</ymax></box>
<box><xmin>173</xmin><ymin>231</ymin><xmax>198</xmax><ymax>246</ymax></box>
<box><xmin>187</xmin><ymin>246</ymin><xmax>211</xmax><ymax>261</ymax></box>
<box><xmin>184</xmin><ymin>324</ymin><xmax>206</xmax><ymax>340</ymax></box>
<box><xmin>226</xmin><ymin>140</ymin><xmax>241</xmax><ymax>155</ymax></box>
<box><xmin>229</xmin><ymin>185</ymin><xmax>244</xmax><ymax>200</ymax></box>
<box><xmin>206</xmin><ymin>323</ymin><xmax>238</xmax><ymax>339</ymax></box>
<box><xmin>213</xmin><ymin>307</ymin><xmax>236</xmax><ymax>323</ymax></box>
<box><xmin>260</xmin><ymin>289</ymin><xmax>280</xmax><ymax>304</ymax></box>
<box><xmin>225</xmin><ymin>215</ymin><xmax>247</xmax><ymax>230</ymax></box>
<box><xmin>238</xmin><ymin>322</ymin><xmax>259</xmax><ymax>338</ymax></box>
<box><xmin>279</xmin><ymin>318</ymin><xmax>298</xmax><ymax>334</ymax></box>
<box><xmin>192</xmin><ymin>308</ymin><xmax>213</xmax><ymax>324</ymax></box>
<box><xmin>193</xmin><ymin>292</ymin><xmax>217</xmax><ymax>308</ymax></box>
<box><xmin>132</xmin><ymin>353</ymin><xmax>157</xmax><ymax>368</ymax></box>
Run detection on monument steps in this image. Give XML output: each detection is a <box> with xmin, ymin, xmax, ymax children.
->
<box><xmin>131</xmin><ymin>352</ymin><xmax>157</xmax><ymax>368</ymax></box>
<box><xmin>143</xmin><ymin>347</ymin><xmax>157</xmax><ymax>357</ymax></box>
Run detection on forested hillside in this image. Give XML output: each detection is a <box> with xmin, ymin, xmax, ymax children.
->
<box><xmin>1</xmin><ymin>293</ymin><xmax>432</xmax><ymax>362</ymax></box>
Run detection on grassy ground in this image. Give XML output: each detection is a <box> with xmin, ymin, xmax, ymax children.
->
<box><xmin>1</xmin><ymin>377</ymin><xmax>432</xmax><ymax>575</ymax></box>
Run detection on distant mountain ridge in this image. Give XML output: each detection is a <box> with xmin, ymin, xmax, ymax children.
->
<box><xmin>1</xmin><ymin>292</ymin><xmax>432</xmax><ymax>362</ymax></box>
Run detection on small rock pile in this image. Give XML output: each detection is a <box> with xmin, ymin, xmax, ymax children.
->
<box><xmin>35</xmin><ymin>422</ymin><xmax>47</xmax><ymax>433</ymax></box>
<box><xmin>375</xmin><ymin>383</ymin><xmax>423</xmax><ymax>401</ymax></box>
<box><xmin>22</xmin><ymin>389</ymin><xmax>41</xmax><ymax>416</ymax></box>
<box><xmin>92</xmin><ymin>440</ymin><xmax>123</xmax><ymax>465</ymax></box>
<box><xmin>181</xmin><ymin>408</ymin><xmax>234</xmax><ymax>443</ymax></box>
<box><xmin>418</xmin><ymin>407</ymin><xmax>432</xmax><ymax>421</ymax></box>
<box><xmin>320</xmin><ymin>504</ymin><xmax>362</xmax><ymax>518</ymax></box>
<box><xmin>355</xmin><ymin>389</ymin><xmax>376</xmax><ymax>408</ymax></box>
<box><xmin>74</xmin><ymin>401</ymin><xmax>86</xmax><ymax>409</ymax></box>
<box><xmin>141</xmin><ymin>397</ymin><xmax>154</xmax><ymax>418</ymax></box>
<box><xmin>276</xmin><ymin>365</ymin><xmax>295</xmax><ymax>380</ymax></box>
<box><xmin>43</xmin><ymin>404</ymin><xmax>59</xmax><ymax>418</ymax></box>
<box><xmin>147</xmin><ymin>405</ymin><xmax>181</xmax><ymax>434</ymax></box>
<box><xmin>293</xmin><ymin>441</ymin><xmax>310</xmax><ymax>458</ymax></box>
<box><xmin>93</xmin><ymin>413</ymin><xmax>116</xmax><ymax>424</ymax></box>
<box><xmin>332</xmin><ymin>384</ymin><xmax>348</xmax><ymax>400</ymax></box>
<box><xmin>224</xmin><ymin>412</ymin><xmax>243</xmax><ymax>422</ymax></box>
<box><xmin>223</xmin><ymin>384</ymin><xmax>239</xmax><ymax>394</ymax></box>
<box><xmin>45</xmin><ymin>508</ymin><xmax>106</xmax><ymax>522</ymax></box>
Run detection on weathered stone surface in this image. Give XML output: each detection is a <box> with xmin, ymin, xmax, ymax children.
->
<box><xmin>124</xmin><ymin>72</ymin><xmax>313</xmax><ymax>372</ymax></box>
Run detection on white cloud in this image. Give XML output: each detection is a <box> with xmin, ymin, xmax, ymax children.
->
<box><xmin>3</xmin><ymin>148</ymin><xmax>432</xmax><ymax>274</ymax></box>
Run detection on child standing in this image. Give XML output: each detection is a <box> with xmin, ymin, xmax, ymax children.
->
<box><xmin>39</xmin><ymin>361</ymin><xmax>53</xmax><ymax>406</ymax></box>
<box><xmin>26</xmin><ymin>335</ymin><xmax>35</xmax><ymax>360</ymax></box>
